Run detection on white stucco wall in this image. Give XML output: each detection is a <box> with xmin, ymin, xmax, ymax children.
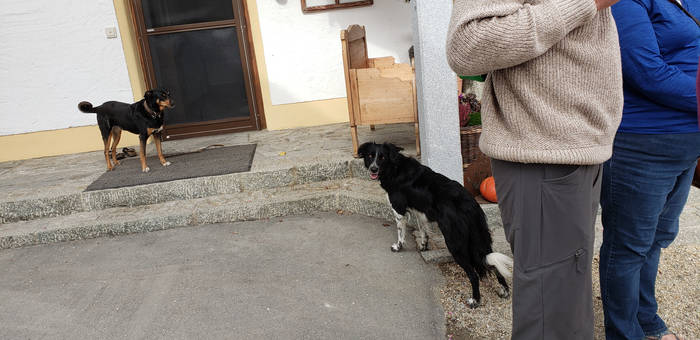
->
<box><xmin>0</xmin><ymin>0</ymin><xmax>132</xmax><ymax>136</ymax></box>
<box><xmin>257</xmin><ymin>0</ymin><xmax>414</xmax><ymax>105</ymax></box>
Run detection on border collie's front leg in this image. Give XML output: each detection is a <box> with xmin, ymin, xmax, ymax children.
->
<box><xmin>387</xmin><ymin>194</ymin><xmax>409</xmax><ymax>252</ymax></box>
<box><xmin>391</xmin><ymin>208</ymin><xmax>407</xmax><ymax>252</ymax></box>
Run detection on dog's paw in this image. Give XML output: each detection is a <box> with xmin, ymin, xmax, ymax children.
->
<box><xmin>162</xmin><ymin>161</ymin><xmax>171</xmax><ymax>167</ymax></box>
<box><xmin>496</xmin><ymin>287</ymin><xmax>510</xmax><ymax>299</ymax></box>
<box><xmin>142</xmin><ymin>167</ymin><xmax>150</xmax><ymax>173</ymax></box>
<box><xmin>391</xmin><ymin>243</ymin><xmax>403</xmax><ymax>252</ymax></box>
<box><xmin>466</xmin><ymin>298</ymin><xmax>480</xmax><ymax>309</ymax></box>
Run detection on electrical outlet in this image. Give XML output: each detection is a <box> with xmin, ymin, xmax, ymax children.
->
<box><xmin>105</xmin><ymin>27</ymin><xmax>117</xmax><ymax>39</ymax></box>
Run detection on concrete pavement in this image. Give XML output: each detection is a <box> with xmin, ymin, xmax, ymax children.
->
<box><xmin>0</xmin><ymin>213</ymin><xmax>446</xmax><ymax>339</ymax></box>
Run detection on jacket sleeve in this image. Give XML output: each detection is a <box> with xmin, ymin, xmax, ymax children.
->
<box><xmin>612</xmin><ymin>0</ymin><xmax>697</xmax><ymax>113</ymax></box>
<box><xmin>446</xmin><ymin>0</ymin><xmax>597</xmax><ymax>76</ymax></box>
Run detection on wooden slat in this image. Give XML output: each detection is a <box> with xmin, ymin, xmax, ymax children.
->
<box><xmin>368</xmin><ymin>57</ymin><xmax>396</xmax><ymax>68</ymax></box>
<box><xmin>412</xmin><ymin>73</ymin><xmax>418</xmax><ymax>122</ymax></box>
<box><xmin>349</xmin><ymin>69</ymin><xmax>362</xmax><ymax>123</ymax></box>
<box><xmin>341</xmin><ymin>30</ymin><xmax>356</xmax><ymax>126</ymax></box>
<box><xmin>344</xmin><ymin>24</ymin><xmax>366</xmax><ymax>42</ymax></box>
<box><xmin>347</xmin><ymin>40</ymin><xmax>368</xmax><ymax>69</ymax></box>
<box><xmin>355</xmin><ymin>69</ymin><xmax>414</xmax><ymax>125</ymax></box>
<box><xmin>375</xmin><ymin>63</ymin><xmax>414</xmax><ymax>82</ymax></box>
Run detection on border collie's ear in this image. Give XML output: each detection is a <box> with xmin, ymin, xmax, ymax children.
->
<box><xmin>357</xmin><ymin>142</ymin><xmax>372</xmax><ymax>158</ymax></box>
<box><xmin>384</xmin><ymin>143</ymin><xmax>403</xmax><ymax>162</ymax></box>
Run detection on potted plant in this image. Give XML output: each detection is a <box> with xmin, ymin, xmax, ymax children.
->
<box><xmin>458</xmin><ymin>90</ymin><xmax>492</xmax><ymax>198</ymax></box>
<box><xmin>459</xmin><ymin>92</ymin><xmax>481</xmax><ymax>128</ymax></box>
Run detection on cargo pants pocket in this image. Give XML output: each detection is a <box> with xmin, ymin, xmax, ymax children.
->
<box><xmin>531</xmin><ymin>164</ymin><xmax>597</xmax><ymax>340</ymax></box>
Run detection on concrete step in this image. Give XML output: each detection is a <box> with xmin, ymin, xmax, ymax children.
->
<box><xmin>0</xmin><ymin>179</ymin><xmax>377</xmax><ymax>249</ymax></box>
<box><xmin>0</xmin><ymin>177</ymin><xmax>509</xmax><ymax>265</ymax></box>
<box><xmin>0</xmin><ymin>159</ymin><xmax>368</xmax><ymax>224</ymax></box>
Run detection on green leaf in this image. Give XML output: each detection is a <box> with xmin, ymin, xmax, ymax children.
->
<box><xmin>467</xmin><ymin>112</ymin><xmax>481</xmax><ymax>126</ymax></box>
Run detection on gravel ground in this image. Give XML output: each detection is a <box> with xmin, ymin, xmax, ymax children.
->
<box><xmin>440</xmin><ymin>244</ymin><xmax>700</xmax><ymax>340</ymax></box>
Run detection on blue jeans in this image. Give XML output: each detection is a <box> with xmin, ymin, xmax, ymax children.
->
<box><xmin>599</xmin><ymin>132</ymin><xmax>700</xmax><ymax>340</ymax></box>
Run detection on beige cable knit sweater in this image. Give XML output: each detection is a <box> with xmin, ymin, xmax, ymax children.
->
<box><xmin>447</xmin><ymin>0</ymin><xmax>623</xmax><ymax>165</ymax></box>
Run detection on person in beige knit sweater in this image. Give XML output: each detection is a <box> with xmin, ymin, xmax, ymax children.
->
<box><xmin>447</xmin><ymin>0</ymin><xmax>623</xmax><ymax>339</ymax></box>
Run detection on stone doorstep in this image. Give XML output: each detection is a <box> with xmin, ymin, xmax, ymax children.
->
<box><xmin>0</xmin><ymin>179</ymin><xmax>351</xmax><ymax>250</ymax></box>
<box><xmin>0</xmin><ymin>159</ymin><xmax>369</xmax><ymax>224</ymax></box>
<box><xmin>0</xmin><ymin>177</ymin><xmax>506</xmax><ymax>265</ymax></box>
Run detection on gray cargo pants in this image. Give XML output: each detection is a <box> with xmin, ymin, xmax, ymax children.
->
<box><xmin>491</xmin><ymin>159</ymin><xmax>601</xmax><ymax>340</ymax></box>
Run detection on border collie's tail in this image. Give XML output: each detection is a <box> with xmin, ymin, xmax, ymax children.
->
<box><xmin>486</xmin><ymin>252</ymin><xmax>513</xmax><ymax>279</ymax></box>
<box><xmin>78</xmin><ymin>101</ymin><xmax>96</xmax><ymax>113</ymax></box>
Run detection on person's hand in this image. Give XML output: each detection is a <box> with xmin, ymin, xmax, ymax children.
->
<box><xmin>595</xmin><ymin>0</ymin><xmax>620</xmax><ymax>10</ymax></box>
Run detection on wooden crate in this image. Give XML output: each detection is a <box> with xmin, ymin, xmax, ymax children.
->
<box><xmin>341</xmin><ymin>24</ymin><xmax>420</xmax><ymax>157</ymax></box>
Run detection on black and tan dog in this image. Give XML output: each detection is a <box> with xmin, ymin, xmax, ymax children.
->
<box><xmin>79</xmin><ymin>89</ymin><xmax>174</xmax><ymax>173</ymax></box>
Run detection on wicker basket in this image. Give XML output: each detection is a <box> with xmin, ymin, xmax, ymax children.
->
<box><xmin>460</xmin><ymin>126</ymin><xmax>482</xmax><ymax>163</ymax></box>
<box><xmin>460</xmin><ymin>126</ymin><xmax>492</xmax><ymax>197</ymax></box>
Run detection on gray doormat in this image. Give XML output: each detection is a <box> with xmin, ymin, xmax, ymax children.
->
<box><xmin>85</xmin><ymin>144</ymin><xmax>256</xmax><ymax>191</ymax></box>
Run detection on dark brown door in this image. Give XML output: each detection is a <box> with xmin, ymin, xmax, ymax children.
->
<box><xmin>130</xmin><ymin>0</ymin><xmax>260</xmax><ymax>140</ymax></box>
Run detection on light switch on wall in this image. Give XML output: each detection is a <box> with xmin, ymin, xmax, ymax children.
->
<box><xmin>105</xmin><ymin>27</ymin><xmax>117</xmax><ymax>39</ymax></box>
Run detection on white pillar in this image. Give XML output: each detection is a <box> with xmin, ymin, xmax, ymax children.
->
<box><xmin>411</xmin><ymin>0</ymin><xmax>463</xmax><ymax>184</ymax></box>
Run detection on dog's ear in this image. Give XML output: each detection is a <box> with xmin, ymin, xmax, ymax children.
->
<box><xmin>384</xmin><ymin>143</ymin><xmax>403</xmax><ymax>162</ymax></box>
<box><xmin>144</xmin><ymin>90</ymin><xmax>158</xmax><ymax>109</ymax></box>
<box><xmin>390</xmin><ymin>143</ymin><xmax>404</xmax><ymax>152</ymax></box>
<box><xmin>357</xmin><ymin>142</ymin><xmax>373</xmax><ymax>158</ymax></box>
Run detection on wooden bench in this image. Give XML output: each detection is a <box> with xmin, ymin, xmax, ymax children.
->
<box><xmin>341</xmin><ymin>24</ymin><xmax>420</xmax><ymax>157</ymax></box>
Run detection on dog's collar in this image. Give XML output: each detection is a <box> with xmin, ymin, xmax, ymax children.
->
<box><xmin>143</xmin><ymin>101</ymin><xmax>161</xmax><ymax>119</ymax></box>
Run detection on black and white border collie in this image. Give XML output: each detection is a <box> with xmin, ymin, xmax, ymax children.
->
<box><xmin>358</xmin><ymin>142</ymin><xmax>512</xmax><ymax>308</ymax></box>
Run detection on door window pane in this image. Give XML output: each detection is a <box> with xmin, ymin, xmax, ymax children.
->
<box><xmin>148</xmin><ymin>27</ymin><xmax>250</xmax><ymax>125</ymax></box>
<box><xmin>142</xmin><ymin>0</ymin><xmax>234</xmax><ymax>29</ymax></box>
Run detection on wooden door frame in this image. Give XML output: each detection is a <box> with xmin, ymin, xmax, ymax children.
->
<box><xmin>128</xmin><ymin>0</ymin><xmax>266</xmax><ymax>140</ymax></box>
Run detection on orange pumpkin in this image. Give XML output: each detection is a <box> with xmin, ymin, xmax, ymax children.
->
<box><xmin>480</xmin><ymin>176</ymin><xmax>498</xmax><ymax>203</ymax></box>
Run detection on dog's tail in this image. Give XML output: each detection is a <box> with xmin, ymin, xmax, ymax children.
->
<box><xmin>485</xmin><ymin>252</ymin><xmax>513</xmax><ymax>279</ymax></box>
<box><xmin>78</xmin><ymin>101</ymin><xmax>96</xmax><ymax>113</ymax></box>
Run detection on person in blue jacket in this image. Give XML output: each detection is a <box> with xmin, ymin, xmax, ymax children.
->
<box><xmin>601</xmin><ymin>1</ymin><xmax>700</xmax><ymax>339</ymax></box>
